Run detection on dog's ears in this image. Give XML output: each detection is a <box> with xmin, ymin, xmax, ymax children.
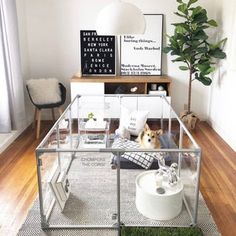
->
<box><xmin>144</xmin><ymin>123</ymin><xmax>150</xmax><ymax>131</ymax></box>
<box><xmin>156</xmin><ymin>129</ymin><xmax>163</xmax><ymax>136</ymax></box>
<box><xmin>140</xmin><ymin>131</ymin><xmax>145</xmax><ymax>140</ymax></box>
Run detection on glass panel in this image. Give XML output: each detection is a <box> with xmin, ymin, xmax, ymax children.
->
<box><xmin>36</xmin><ymin>94</ymin><xmax>201</xmax><ymax>228</ymax></box>
<box><xmin>38</xmin><ymin>151</ymin><xmax>117</xmax><ymax>226</ymax></box>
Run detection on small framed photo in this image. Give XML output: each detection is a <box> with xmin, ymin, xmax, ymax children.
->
<box><xmin>120</xmin><ymin>14</ymin><xmax>163</xmax><ymax>76</ymax></box>
<box><xmin>48</xmin><ymin>165</ymin><xmax>71</xmax><ymax>212</ymax></box>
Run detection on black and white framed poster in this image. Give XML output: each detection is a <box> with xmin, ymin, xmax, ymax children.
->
<box><xmin>120</xmin><ymin>14</ymin><xmax>163</xmax><ymax>76</ymax></box>
<box><xmin>80</xmin><ymin>30</ymin><xmax>116</xmax><ymax>76</ymax></box>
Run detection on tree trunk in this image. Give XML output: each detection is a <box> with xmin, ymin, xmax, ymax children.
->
<box><xmin>187</xmin><ymin>69</ymin><xmax>192</xmax><ymax>114</ymax></box>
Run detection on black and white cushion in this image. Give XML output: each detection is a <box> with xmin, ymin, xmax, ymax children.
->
<box><xmin>112</xmin><ymin>138</ymin><xmax>162</xmax><ymax>169</ymax></box>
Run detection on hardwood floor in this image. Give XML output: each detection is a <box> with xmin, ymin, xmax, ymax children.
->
<box><xmin>192</xmin><ymin>123</ymin><xmax>236</xmax><ymax>236</ymax></box>
<box><xmin>0</xmin><ymin>121</ymin><xmax>235</xmax><ymax>236</ymax></box>
<box><xmin>0</xmin><ymin>121</ymin><xmax>53</xmax><ymax>236</ymax></box>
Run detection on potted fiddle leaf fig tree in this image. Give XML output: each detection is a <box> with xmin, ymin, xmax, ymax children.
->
<box><xmin>163</xmin><ymin>0</ymin><xmax>226</xmax><ymax>129</ymax></box>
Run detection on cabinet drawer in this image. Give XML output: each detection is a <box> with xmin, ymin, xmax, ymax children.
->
<box><xmin>138</xmin><ymin>96</ymin><xmax>171</xmax><ymax>118</ymax></box>
<box><xmin>104</xmin><ymin>96</ymin><xmax>171</xmax><ymax>119</ymax></box>
<box><xmin>71</xmin><ymin>82</ymin><xmax>104</xmax><ymax>99</ymax></box>
<box><xmin>71</xmin><ymin>82</ymin><xmax>104</xmax><ymax>118</ymax></box>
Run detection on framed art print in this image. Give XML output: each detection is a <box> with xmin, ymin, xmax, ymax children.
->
<box><xmin>80</xmin><ymin>30</ymin><xmax>116</xmax><ymax>76</ymax></box>
<box><xmin>120</xmin><ymin>14</ymin><xmax>163</xmax><ymax>76</ymax></box>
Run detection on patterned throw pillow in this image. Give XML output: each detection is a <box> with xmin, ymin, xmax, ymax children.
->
<box><xmin>112</xmin><ymin>138</ymin><xmax>162</xmax><ymax>169</ymax></box>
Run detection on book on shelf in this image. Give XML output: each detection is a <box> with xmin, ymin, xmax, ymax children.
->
<box><xmin>148</xmin><ymin>90</ymin><xmax>167</xmax><ymax>96</ymax></box>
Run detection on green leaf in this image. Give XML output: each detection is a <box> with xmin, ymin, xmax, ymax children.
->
<box><xmin>191</xmin><ymin>6</ymin><xmax>203</xmax><ymax>17</ymax></box>
<box><xmin>172</xmin><ymin>56</ymin><xmax>185</xmax><ymax>62</ymax></box>
<box><xmin>179</xmin><ymin>66</ymin><xmax>189</xmax><ymax>70</ymax></box>
<box><xmin>192</xmin><ymin>10</ymin><xmax>208</xmax><ymax>24</ymax></box>
<box><xmin>175</xmin><ymin>33</ymin><xmax>188</xmax><ymax>42</ymax></box>
<box><xmin>188</xmin><ymin>39</ymin><xmax>201</xmax><ymax>47</ymax></box>
<box><xmin>170</xmin><ymin>37</ymin><xmax>179</xmax><ymax>48</ymax></box>
<box><xmin>202</xmin><ymin>78</ymin><xmax>212</xmax><ymax>86</ymax></box>
<box><xmin>198</xmin><ymin>58</ymin><xmax>210</xmax><ymax>64</ymax></box>
<box><xmin>207</xmin><ymin>19</ymin><xmax>217</xmax><ymax>27</ymax></box>
<box><xmin>187</xmin><ymin>0</ymin><xmax>198</xmax><ymax>7</ymax></box>
<box><xmin>163</xmin><ymin>47</ymin><xmax>172</xmax><ymax>53</ymax></box>
<box><xmin>192</xmin><ymin>23</ymin><xmax>198</xmax><ymax>30</ymax></box>
<box><xmin>178</xmin><ymin>3</ymin><xmax>188</xmax><ymax>15</ymax></box>
<box><xmin>197</xmin><ymin>64</ymin><xmax>209</xmax><ymax>71</ymax></box>
<box><xmin>209</xmin><ymin>38</ymin><xmax>227</xmax><ymax>49</ymax></box>
<box><xmin>175</xmin><ymin>25</ymin><xmax>188</xmax><ymax>34</ymax></box>
<box><xmin>196</xmin><ymin>46</ymin><xmax>208</xmax><ymax>53</ymax></box>
<box><xmin>183</xmin><ymin>47</ymin><xmax>192</xmax><ymax>55</ymax></box>
<box><xmin>209</xmin><ymin>48</ymin><xmax>226</xmax><ymax>59</ymax></box>
<box><xmin>198</xmin><ymin>25</ymin><xmax>210</xmax><ymax>30</ymax></box>
<box><xmin>205</xmin><ymin>67</ymin><xmax>215</xmax><ymax>74</ymax></box>
<box><xmin>193</xmin><ymin>30</ymin><xmax>208</xmax><ymax>40</ymax></box>
<box><xmin>174</xmin><ymin>12</ymin><xmax>187</xmax><ymax>18</ymax></box>
<box><xmin>196</xmin><ymin>74</ymin><xmax>212</xmax><ymax>85</ymax></box>
<box><xmin>197</xmin><ymin>63</ymin><xmax>215</xmax><ymax>75</ymax></box>
<box><xmin>171</xmin><ymin>49</ymin><xmax>181</xmax><ymax>56</ymax></box>
<box><xmin>195</xmin><ymin>73</ymin><xmax>212</xmax><ymax>86</ymax></box>
<box><xmin>177</xmin><ymin>0</ymin><xmax>183</xmax><ymax>3</ymax></box>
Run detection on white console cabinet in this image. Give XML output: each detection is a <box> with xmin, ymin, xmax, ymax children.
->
<box><xmin>70</xmin><ymin>76</ymin><xmax>172</xmax><ymax>118</ymax></box>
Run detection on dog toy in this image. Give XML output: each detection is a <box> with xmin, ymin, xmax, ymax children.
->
<box><xmin>168</xmin><ymin>163</ymin><xmax>178</xmax><ymax>186</ymax></box>
<box><xmin>115</xmin><ymin>127</ymin><xmax>131</xmax><ymax>140</ymax></box>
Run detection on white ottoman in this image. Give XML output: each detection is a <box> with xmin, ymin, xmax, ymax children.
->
<box><xmin>135</xmin><ymin>170</ymin><xmax>183</xmax><ymax>220</ymax></box>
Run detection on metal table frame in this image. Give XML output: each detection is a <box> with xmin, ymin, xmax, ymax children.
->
<box><xmin>36</xmin><ymin>94</ymin><xmax>201</xmax><ymax>235</ymax></box>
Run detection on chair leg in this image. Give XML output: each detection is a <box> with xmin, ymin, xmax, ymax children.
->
<box><xmin>33</xmin><ymin>107</ymin><xmax>37</xmax><ymax>129</ymax></box>
<box><xmin>36</xmin><ymin>109</ymin><xmax>41</xmax><ymax>139</ymax></box>
<box><xmin>51</xmin><ymin>108</ymin><xmax>55</xmax><ymax>122</ymax></box>
<box><xmin>58</xmin><ymin>107</ymin><xmax>63</xmax><ymax>116</ymax></box>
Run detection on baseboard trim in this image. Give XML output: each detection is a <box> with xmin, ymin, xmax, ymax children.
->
<box><xmin>0</xmin><ymin>127</ymin><xmax>26</xmax><ymax>154</ymax></box>
<box><xmin>207</xmin><ymin>119</ymin><xmax>236</xmax><ymax>152</ymax></box>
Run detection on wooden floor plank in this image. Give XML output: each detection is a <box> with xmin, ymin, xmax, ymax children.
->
<box><xmin>0</xmin><ymin>121</ymin><xmax>235</xmax><ymax>236</ymax></box>
<box><xmin>0</xmin><ymin>121</ymin><xmax>53</xmax><ymax>236</ymax></box>
<box><xmin>192</xmin><ymin>122</ymin><xmax>236</xmax><ymax>236</ymax></box>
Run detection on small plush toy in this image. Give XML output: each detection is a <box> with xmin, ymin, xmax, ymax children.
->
<box><xmin>115</xmin><ymin>126</ymin><xmax>131</xmax><ymax>140</ymax></box>
<box><xmin>168</xmin><ymin>163</ymin><xmax>178</xmax><ymax>186</ymax></box>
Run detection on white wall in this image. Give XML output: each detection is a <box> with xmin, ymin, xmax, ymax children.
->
<box><xmin>16</xmin><ymin>0</ymin><xmax>217</xmax><ymax>121</ymax></box>
<box><xmin>207</xmin><ymin>0</ymin><xmax>236</xmax><ymax>151</ymax></box>
<box><xmin>131</xmin><ymin>0</ymin><xmax>215</xmax><ymax>120</ymax></box>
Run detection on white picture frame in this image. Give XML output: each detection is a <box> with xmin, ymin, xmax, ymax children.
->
<box><xmin>48</xmin><ymin>165</ymin><xmax>70</xmax><ymax>212</ymax></box>
<box><xmin>120</xmin><ymin>14</ymin><xmax>163</xmax><ymax>76</ymax></box>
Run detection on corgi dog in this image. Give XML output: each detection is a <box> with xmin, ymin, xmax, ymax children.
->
<box><xmin>137</xmin><ymin>124</ymin><xmax>163</xmax><ymax>149</ymax></box>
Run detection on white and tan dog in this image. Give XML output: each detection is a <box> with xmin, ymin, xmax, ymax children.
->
<box><xmin>136</xmin><ymin>124</ymin><xmax>163</xmax><ymax>149</ymax></box>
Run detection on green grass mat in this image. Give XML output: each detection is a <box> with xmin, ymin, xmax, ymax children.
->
<box><xmin>121</xmin><ymin>226</ymin><xmax>203</xmax><ymax>236</ymax></box>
